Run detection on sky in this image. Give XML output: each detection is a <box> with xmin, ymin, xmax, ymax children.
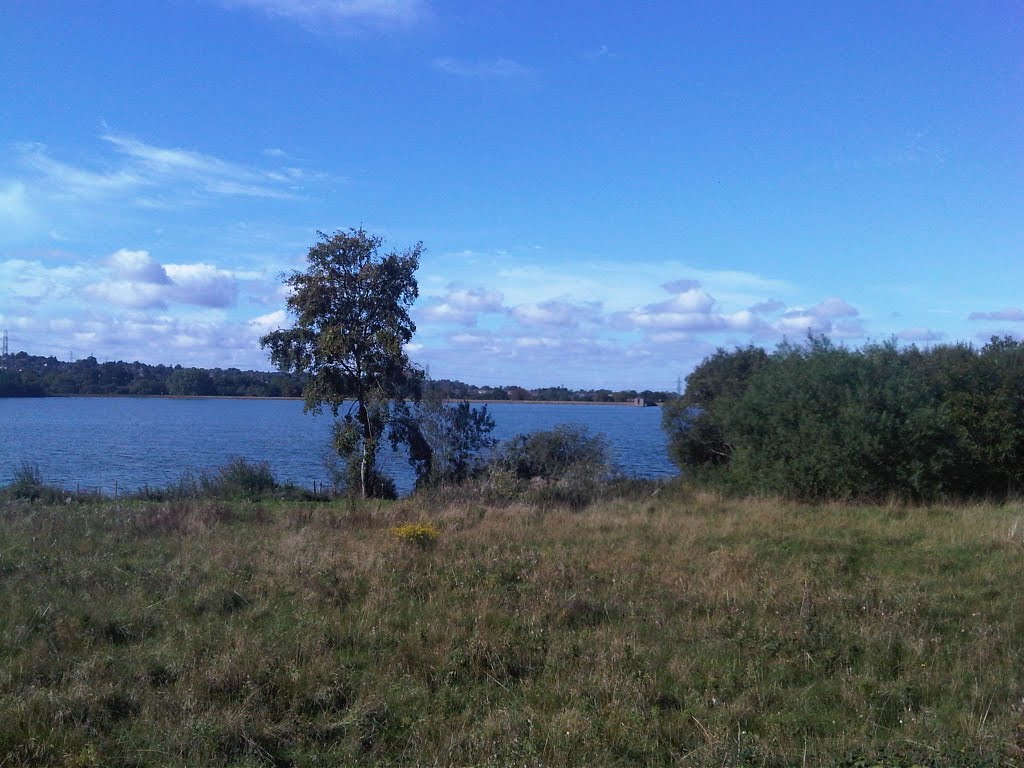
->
<box><xmin>1</xmin><ymin>1</ymin><xmax>1021</xmax><ymax>390</ymax></box>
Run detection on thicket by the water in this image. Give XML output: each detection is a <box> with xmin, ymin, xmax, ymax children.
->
<box><xmin>663</xmin><ymin>336</ymin><xmax>1024</xmax><ymax>502</ymax></box>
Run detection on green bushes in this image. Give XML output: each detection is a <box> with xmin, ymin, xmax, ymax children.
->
<box><xmin>0</xmin><ymin>458</ymin><xmax>309</xmax><ymax>504</ymax></box>
<box><xmin>200</xmin><ymin>456</ymin><xmax>279</xmax><ymax>498</ymax></box>
<box><xmin>2</xmin><ymin>462</ymin><xmax>63</xmax><ymax>502</ymax></box>
<box><xmin>391</xmin><ymin>394</ymin><xmax>497</xmax><ymax>489</ymax></box>
<box><xmin>487</xmin><ymin>424</ymin><xmax>616</xmax><ymax>508</ymax></box>
<box><xmin>663</xmin><ymin>336</ymin><xmax>1024</xmax><ymax>501</ymax></box>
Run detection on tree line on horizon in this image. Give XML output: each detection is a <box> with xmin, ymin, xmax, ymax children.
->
<box><xmin>0</xmin><ymin>351</ymin><xmax>674</xmax><ymax>404</ymax></box>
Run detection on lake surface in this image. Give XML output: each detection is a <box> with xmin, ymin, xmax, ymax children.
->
<box><xmin>0</xmin><ymin>397</ymin><xmax>676</xmax><ymax>495</ymax></box>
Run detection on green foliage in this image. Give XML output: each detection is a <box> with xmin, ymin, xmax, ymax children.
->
<box><xmin>661</xmin><ymin>345</ymin><xmax>768</xmax><ymax>471</ymax></box>
<box><xmin>0</xmin><ymin>370</ymin><xmax>45</xmax><ymax>397</ymax></box>
<box><xmin>392</xmin><ymin>390</ymin><xmax>497</xmax><ymax>489</ymax></box>
<box><xmin>199</xmin><ymin>456</ymin><xmax>278</xmax><ymax>499</ymax></box>
<box><xmin>665</xmin><ymin>335</ymin><xmax>1024</xmax><ymax>501</ymax></box>
<box><xmin>260</xmin><ymin>228</ymin><xmax>424</xmax><ymax>498</ymax></box>
<box><xmin>3</xmin><ymin>461</ymin><xmax>60</xmax><ymax>501</ymax></box>
<box><xmin>166</xmin><ymin>367</ymin><xmax>216</xmax><ymax>396</ymax></box>
<box><xmin>496</xmin><ymin>424</ymin><xmax>611</xmax><ymax>481</ymax></box>
<box><xmin>488</xmin><ymin>424</ymin><xmax>615</xmax><ymax>508</ymax></box>
<box><xmin>326</xmin><ymin>416</ymin><xmax>398</xmax><ymax>499</ymax></box>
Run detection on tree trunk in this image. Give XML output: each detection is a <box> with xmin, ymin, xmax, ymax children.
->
<box><xmin>358</xmin><ymin>398</ymin><xmax>371</xmax><ymax>499</ymax></box>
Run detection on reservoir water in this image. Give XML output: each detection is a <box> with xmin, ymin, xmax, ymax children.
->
<box><xmin>0</xmin><ymin>397</ymin><xmax>676</xmax><ymax>495</ymax></box>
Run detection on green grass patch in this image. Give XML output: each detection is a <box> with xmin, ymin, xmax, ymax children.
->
<box><xmin>1</xmin><ymin>490</ymin><xmax>1022</xmax><ymax>765</ymax></box>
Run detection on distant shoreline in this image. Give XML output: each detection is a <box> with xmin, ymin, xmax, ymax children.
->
<box><xmin>457</xmin><ymin>399</ymin><xmax>659</xmax><ymax>407</ymax></box>
<box><xmin>40</xmin><ymin>394</ymin><xmax>659</xmax><ymax>406</ymax></box>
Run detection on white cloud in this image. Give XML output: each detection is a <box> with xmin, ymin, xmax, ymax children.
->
<box><xmin>247</xmin><ymin>309</ymin><xmax>288</xmax><ymax>337</ymax></box>
<box><xmin>164</xmin><ymin>263</ymin><xmax>239</xmax><ymax>308</ymax></box>
<box><xmin>78</xmin><ymin>251</ymin><xmax>240</xmax><ymax>310</ymax></box>
<box><xmin>0</xmin><ymin>259</ymin><xmax>87</xmax><ymax>304</ymax></box>
<box><xmin>661</xmin><ymin>279</ymin><xmax>701</xmax><ymax>294</ymax></box>
<box><xmin>650</xmin><ymin>288</ymin><xmax>716</xmax><ymax>314</ymax></box>
<box><xmin>774</xmin><ymin>313</ymin><xmax>829</xmax><ymax>335</ymax></box>
<box><xmin>419</xmin><ymin>284</ymin><xmax>504</xmax><ymax>325</ymax></box>
<box><xmin>626</xmin><ymin>308</ymin><xmax>765</xmax><ymax>333</ymax></box>
<box><xmin>106</xmin><ymin>249</ymin><xmax>171</xmax><ymax>284</ymax></box>
<box><xmin>18</xmin><ymin>142</ymin><xmax>144</xmax><ymax>200</ymax></box>
<box><xmin>750</xmin><ymin>298</ymin><xmax>785</xmax><ymax>314</ymax></box>
<box><xmin>100</xmin><ymin>133</ymin><xmax>297</xmax><ymax>199</ymax></box>
<box><xmin>622</xmin><ymin>286</ymin><xmax>769</xmax><ymax>335</ymax></box>
<box><xmin>803</xmin><ymin>297</ymin><xmax>859</xmax><ymax>319</ymax></box>
<box><xmin>510</xmin><ymin>298</ymin><xmax>602</xmax><ymax>328</ymax></box>
<box><xmin>432</xmin><ymin>57</ymin><xmax>533</xmax><ymax>79</ymax></box>
<box><xmin>968</xmin><ymin>308</ymin><xmax>1024</xmax><ymax>322</ymax></box>
<box><xmin>450</xmin><ymin>332</ymin><xmax>492</xmax><ymax>345</ymax></box>
<box><xmin>646</xmin><ymin>331</ymin><xmax>693</xmax><ymax>344</ymax></box>
<box><xmin>514</xmin><ymin>336</ymin><xmax>562</xmax><ymax>348</ymax></box>
<box><xmin>82</xmin><ymin>280</ymin><xmax>169</xmax><ymax>310</ymax></box>
<box><xmin>775</xmin><ymin>297</ymin><xmax>861</xmax><ymax>336</ymax></box>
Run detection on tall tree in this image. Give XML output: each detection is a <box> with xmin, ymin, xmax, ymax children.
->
<box><xmin>260</xmin><ymin>228</ymin><xmax>423</xmax><ymax>498</ymax></box>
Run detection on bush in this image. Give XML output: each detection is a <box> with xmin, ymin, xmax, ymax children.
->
<box><xmin>664</xmin><ymin>335</ymin><xmax>1024</xmax><ymax>502</ymax></box>
<box><xmin>199</xmin><ymin>457</ymin><xmax>278</xmax><ymax>500</ymax></box>
<box><xmin>494</xmin><ymin>424</ymin><xmax>611</xmax><ymax>481</ymax></box>
<box><xmin>391</xmin><ymin>521</ymin><xmax>440</xmax><ymax>549</ymax></box>
<box><xmin>3</xmin><ymin>461</ymin><xmax>63</xmax><ymax>502</ymax></box>
<box><xmin>487</xmin><ymin>425</ymin><xmax>615</xmax><ymax>508</ymax></box>
<box><xmin>392</xmin><ymin>394</ymin><xmax>497</xmax><ymax>489</ymax></box>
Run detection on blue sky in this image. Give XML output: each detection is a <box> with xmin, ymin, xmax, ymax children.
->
<box><xmin>1</xmin><ymin>1</ymin><xmax>1020</xmax><ymax>389</ymax></box>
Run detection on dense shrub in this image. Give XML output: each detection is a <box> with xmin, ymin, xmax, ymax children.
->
<box><xmin>8</xmin><ymin>461</ymin><xmax>45</xmax><ymax>496</ymax></box>
<box><xmin>392</xmin><ymin>394</ymin><xmax>497</xmax><ymax>489</ymax></box>
<box><xmin>487</xmin><ymin>425</ymin><xmax>615</xmax><ymax>508</ymax></box>
<box><xmin>495</xmin><ymin>424</ymin><xmax>610</xmax><ymax>481</ymax></box>
<box><xmin>135</xmin><ymin>457</ymin><xmax>296</xmax><ymax>502</ymax></box>
<box><xmin>1</xmin><ymin>462</ymin><xmax>63</xmax><ymax>503</ymax></box>
<box><xmin>200</xmin><ymin>457</ymin><xmax>278</xmax><ymax>499</ymax></box>
<box><xmin>663</xmin><ymin>336</ymin><xmax>1024</xmax><ymax>501</ymax></box>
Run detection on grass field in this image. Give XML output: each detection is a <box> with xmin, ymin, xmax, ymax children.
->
<box><xmin>1</xmin><ymin>486</ymin><xmax>1022</xmax><ymax>766</ymax></box>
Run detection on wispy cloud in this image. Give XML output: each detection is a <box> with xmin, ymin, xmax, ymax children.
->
<box><xmin>223</xmin><ymin>0</ymin><xmax>426</xmax><ymax>31</ymax></box>
<box><xmin>432</xmin><ymin>57</ymin><xmax>533</xmax><ymax>79</ymax></box>
<box><xmin>100</xmin><ymin>133</ymin><xmax>302</xmax><ymax>199</ymax></box>
<box><xmin>11</xmin><ymin>133</ymin><xmax>326</xmax><ymax>212</ymax></box>
<box><xmin>17</xmin><ymin>142</ymin><xmax>144</xmax><ymax>200</ymax></box>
